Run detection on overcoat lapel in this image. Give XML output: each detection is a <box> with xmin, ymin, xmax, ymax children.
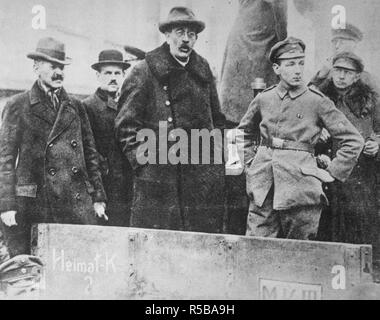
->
<box><xmin>47</xmin><ymin>90</ymin><xmax>76</xmax><ymax>144</ymax></box>
<box><xmin>29</xmin><ymin>82</ymin><xmax>57</xmax><ymax>125</ymax></box>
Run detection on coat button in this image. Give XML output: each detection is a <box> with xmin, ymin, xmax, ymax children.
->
<box><xmin>72</xmin><ymin>167</ymin><xmax>79</xmax><ymax>174</ymax></box>
<box><xmin>48</xmin><ymin>143</ymin><xmax>54</xmax><ymax>148</ymax></box>
<box><xmin>168</xmin><ymin>117</ymin><xmax>173</xmax><ymax>123</ymax></box>
<box><xmin>163</xmin><ymin>86</ymin><xmax>168</xmax><ymax>91</ymax></box>
<box><xmin>165</xmin><ymin>100</ymin><xmax>171</xmax><ymax>106</ymax></box>
<box><xmin>48</xmin><ymin>168</ymin><xmax>56</xmax><ymax>176</ymax></box>
<box><xmin>71</xmin><ymin>140</ymin><xmax>78</xmax><ymax>148</ymax></box>
<box><xmin>75</xmin><ymin>193</ymin><xmax>81</xmax><ymax>201</ymax></box>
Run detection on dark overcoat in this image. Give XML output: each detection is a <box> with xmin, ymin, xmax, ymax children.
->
<box><xmin>82</xmin><ymin>89</ymin><xmax>133</xmax><ymax>227</ymax></box>
<box><xmin>219</xmin><ymin>0</ymin><xmax>287</xmax><ymax>124</ymax></box>
<box><xmin>0</xmin><ymin>82</ymin><xmax>106</xmax><ymax>226</ymax></box>
<box><xmin>115</xmin><ymin>43</ymin><xmax>227</xmax><ymax>233</ymax></box>
<box><xmin>317</xmin><ymin>79</ymin><xmax>380</xmax><ymax>264</ymax></box>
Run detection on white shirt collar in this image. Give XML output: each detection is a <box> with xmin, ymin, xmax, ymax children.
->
<box><xmin>171</xmin><ymin>53</ymin><xmax>189</xmax><ymax>67</ymax></box>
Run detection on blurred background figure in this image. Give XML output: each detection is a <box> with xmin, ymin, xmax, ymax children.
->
<box><xmin>219</xmin><ymin>0</ymin><xmax>287</xmax><ymax>125</ymax></box>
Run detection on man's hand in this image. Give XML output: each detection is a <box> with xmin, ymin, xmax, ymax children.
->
<box><xmin>94</xmin><ymin>202</ymin><xmax>108</xmax><ymax>221</ymax></box>
<box><xmin>319</xmin><ymin>128</ymin><xmax>331</xmax><ymax>143</ymax></box>
<box><xmin>0</xmin><ymin>211</ymin><xmax>17</xmax><ymax>227</ymax></box>
<box><xmin>363</xmin><ymin>140</ymin><xmax>379</xmax><ymax>157</ymax></box>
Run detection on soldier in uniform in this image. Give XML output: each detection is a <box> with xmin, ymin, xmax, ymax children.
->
<box><xmin>238</xmin><ymin>37</ymin><xmax>364</xmax><ymax>240</ymax></box>
<box><xmin>309</xmin><ymin>23</ymin><xmax>379</xmax><ymax>95</ymax></box>
<box><xmin>0</xmin><ymin>37</ymin><xmax>107</xmax><ymax>257</ymax></box>
<box><xmin>82</xmin><ymin>50</ymin><xmax>133</xmax><ymax>227</ymax></box>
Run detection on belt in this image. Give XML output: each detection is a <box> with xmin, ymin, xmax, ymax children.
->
<box><xmin>261</xmin><ymin>137</ymin><xmax>314</xmax><ymax>153</ymax></box>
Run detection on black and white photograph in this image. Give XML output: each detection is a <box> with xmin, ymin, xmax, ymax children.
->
<box><xmin>0</xmin><ymin>0</ymin><xmax>380</xmax><ymax>303</ymax></box>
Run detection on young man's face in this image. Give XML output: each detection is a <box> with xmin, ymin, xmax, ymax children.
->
<box><xmin>96</xmin><ymin>65</ymin><xmax>125</xmax><ymax>93</ymax></box>
<box><xmin>165</xmin><ymin>26</ymin><xmax>197</xmax><ymax>62</ymax></box>
<box><xmin>332</xmin><ymin>66</ymin><xmax>360</xmax><ymax>90</ymax></box>
<box><xmin>34</xmin><ymin>60</ymin><xmax>65</xmax><ymax>89</ymax></box>
<box><xmin>273</xmin><ymin>57</ymin><xmax>305</xmax><ymax>88</ymax></box>
<box><xmin>332</xmin><ymin>38</ymin><xmax>357</xmax><ymax>54</ymax></box>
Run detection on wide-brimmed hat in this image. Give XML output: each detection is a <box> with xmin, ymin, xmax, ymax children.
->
<box><xmin>27</xmin><ymin>37</ymin><xmax>71</xmax><ymax>65</ymax></box>
<box><xmin>159</xmin><ymin>7</ymin><xmax>205</xmax><ymax>34</ymax></box>
<box><xmin>91</xmin><ymin>49</ymin><xmax>130</xmax><ymax>71</ymax></box>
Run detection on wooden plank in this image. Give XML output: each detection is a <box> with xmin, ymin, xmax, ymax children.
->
<box><xmin>31</xmin><ymin>224</ymin><xmax>373</xmax><ymax>300</ymax></box>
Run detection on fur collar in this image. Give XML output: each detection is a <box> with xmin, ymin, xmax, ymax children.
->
<box><xmin>318</xmin><ymin>79</ymin><xmax>377</xmax><ymax>118</ymax></box>
<box><xmin>145</xmin><ymin>42</ymin><xmax>212</xmax><ymax>84</ymax></box>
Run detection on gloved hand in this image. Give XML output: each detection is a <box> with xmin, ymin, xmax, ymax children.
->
<box><xmin>0</xmin><ymin>211</ymin><xmax>17</xmax><ymax>227</ymax></box>
<box><xmin>93</xmin><ymin>202</ymin><xmax>108</xmax><ymax>221</ymax></box>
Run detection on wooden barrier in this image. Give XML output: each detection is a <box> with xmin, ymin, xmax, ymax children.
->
<box><xmin>31</xmin><ymin>224</ymin><xmax>374</xmax><ymax>300</ymax></box>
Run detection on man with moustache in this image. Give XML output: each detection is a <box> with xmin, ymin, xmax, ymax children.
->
<box><xmin>0</xmin><ymin>37</ymin><xmax>107</xmax><ymax>257</ymax></box>
<box><xmin>237</xmin><ymin>37</ymin><xmax>364</xmax><ymax>240</ymax></box>
<box><xmin>82</xmin><ymin>50</ymin><xmax>133</xmax><ymax>226</ymax></box>
<box><xmin>115</xmin><ymin>7</ymin><xmax>228</xmax><ymax>233</ymax></box>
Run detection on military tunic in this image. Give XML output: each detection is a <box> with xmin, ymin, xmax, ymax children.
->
<box><xmin>238</xmin><ymin>82</ymin><xmax>364</xmax><ymax>239</ymax></box>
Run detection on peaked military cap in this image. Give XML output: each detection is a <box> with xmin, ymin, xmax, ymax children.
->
<box><xmin>0</xmin><ymin>255</ymin><xmax>43</xmax><ymax>298</ymax></box>
<box><xmin>269</xmin><ymin>37</ymin><xmax>306</xmax><ymax>63</ymax></box>
<box><xmin>332</xmin><ymin>23</ymin><xmax>363</xmax><ymax>42</ymax></box>
<box><xmin>332</xmin><ymin>51</ymin><xmax>364</xmax><ymax>73</ymax></box>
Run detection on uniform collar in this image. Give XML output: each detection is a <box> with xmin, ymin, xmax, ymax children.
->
<box><xmin>276</xmin><ymin>81</ymin><xmax>308</xmax><ymax>100</ymax></box>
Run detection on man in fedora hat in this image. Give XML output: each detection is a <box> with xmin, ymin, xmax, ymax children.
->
<box><xmin>237</xmin><ymin>37</ymin><xmax>363</xmax><ymax>240</ymax></box>
<box><xmin>82</xmin><ymin>49</ymin><xmax>133</xmax><ymax>227</ymax></box>
<box><xmin>116</xmin><ymin>7</ymin><xmax>229</xmax><ymax>233</ymax></box>
<box><xmin>0</xmin><ymin>37</ymin><xmax>107</xmax><ymax>257</ymax></box>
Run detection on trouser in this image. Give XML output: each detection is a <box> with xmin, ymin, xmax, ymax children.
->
<box><xmin>246</xmin><ymin>187</ymin><xmax>322</xmax><ymax>240</ymax></box>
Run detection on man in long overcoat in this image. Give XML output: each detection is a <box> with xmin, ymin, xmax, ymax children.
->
<box><xmin>316</xmin><ymin>52</ymin><xmax>380</xmax><ymax>281</ymax></box>
<box><xmin>115</xmin><ymin>7</ymin><xmax>228</xmax><ymax>233</ymax></box>
<box><xmin>82</xmin><ymin>50</ymin><xmax>133</xmax><ymax>227</ymax></box>
<box><xmin>238</xmin><ymin>37</ymin><xmax>364</xmax><ymax>240</ymax></box>
<box><xmin>0</xmin><ymin>37</ymin><xmax>107</xmax><ymax>257</ymax></box>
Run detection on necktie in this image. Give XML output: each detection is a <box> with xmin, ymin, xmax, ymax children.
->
<box><xmin>47</xmin><ymin>90</ymin><xmax>59</xmax><ymax>112</ymax></box>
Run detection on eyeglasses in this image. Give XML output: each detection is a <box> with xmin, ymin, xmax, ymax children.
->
<box><xmin>174</xmin><ymin>28</ymin><xmax>197</xmax><ymax>39</ymax></box>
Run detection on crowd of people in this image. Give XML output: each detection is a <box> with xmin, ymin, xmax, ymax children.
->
<box><xmin>0</xmin><ymin>5</ymin><xmax>379</xmax><ymax>289</ymax></box>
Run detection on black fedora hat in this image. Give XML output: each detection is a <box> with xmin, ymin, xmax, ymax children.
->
<box><xmin>27</xmin><ymin>37</ymin><xmax>72</xmax><ymax>65</ymax></box>
<box><xmin>91</xmin><ymin>49</ymin><xmax>131</xmax><ymax>71</ymax></box>
<box><xmin>159</xmin><ymin>7</ymin><xmax>205</xmax><ymax>34</ymax></box>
